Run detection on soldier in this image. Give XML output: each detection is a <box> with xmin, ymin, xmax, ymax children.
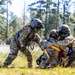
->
<box><xmin>56</xmin><ymin>25</ymin><xmax>75</xmax><ymax>67</ymax></box>
<box><xmin>3</xmin><ymin>18</ymin><xmax>44</xmax><ymax>68</ymax></box>
<box><xmin>36</xmin><ymin>29</ymin><xmax>59</xmax><ymax>69</ymax></box>
<box><xmin>41</xmin><ymin>24</ymin><xmax>75</xmax><ymax>67</ymax></box>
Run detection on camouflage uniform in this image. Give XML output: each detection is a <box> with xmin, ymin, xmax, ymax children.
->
<box><xmin>40</xmin><ymin>24</ymin><xmax>75</xmax><ymax>67</ymax></box>
<box><xmin>42</xmin><ymin>35</ymin><xmax>75</xmax><ymax>66</ymax></box>
<box><xmin>39</xmin><ymin>25</ymin><xmax>75</xmax><ymax>67</ymax></box>
<box><xmin>36</xmin><ymin>29</ymin><xmax>59</xmax><ymax>68</ymax></box>
<box><xmin>44</xmin><ymin>38</ymin><xmax>59</xmax><ymax>68</ymax></box>
<box><xmin>3</xmin><ymin>25</ymin><xmax>42</xmax><ymax>68</ymax></box>
<box><xmin>56</xmin><ymin>35</ymin><xmax>75</xmax><ymax>56</ymax></box>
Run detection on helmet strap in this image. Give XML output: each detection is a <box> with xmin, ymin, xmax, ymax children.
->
<box><xmin>29</xmin><ymin>25</ymin><xmax>34</xmax><ymax>30</ymax></box>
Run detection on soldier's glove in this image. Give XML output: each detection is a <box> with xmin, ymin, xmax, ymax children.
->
<box><xmin>40</xmin><ymin>40</ymin><xmax>46</xmax><ymax>46</ymax></box>
<box><xmin>21</xmin><ymin>45</ymin><xmax>26</xmax><ymax>51</ymax></box>
<box><xmin>41</xmin><ymin>46</ymin><xmax>46</xmax><ymax>51</ymax></box>
<box><xmin>40</xmin><ymin>40</ymin><xmax>47</xmax><ymax>51</ymax></box>
<box><xmin>41</xmin><ymin>42</ymin><xmax>53</xmax><ymax>51</ymax></box>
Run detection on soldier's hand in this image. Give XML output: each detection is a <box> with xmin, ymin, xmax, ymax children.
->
<box><xmin>21</xmin><ymin>45</ymin><xmax>26</xmax><ymax>51</ymax></box>
<box><xmin>41</xmin><ymin>46</ymin><xmax>46</xmax><ymax>51</ymax></box>
<box><xmin>40</xmin><ymin>40</ymin><xmax>47</xmax><ymax>47</ymax></box>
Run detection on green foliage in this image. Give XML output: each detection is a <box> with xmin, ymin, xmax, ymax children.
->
<box><xmin>0</xmin><ymin>0</ymin><xmax>75</xmax><ymax>40</ymax></box>
<box><xmin>8</xmin><ymin>14</ymin><xmax>23</xmax><ymax>38</ymax></box>
<box><xmin>28</xmin><ymin>0</ymin><xmax>61</xmax><ymax>38</ymax></box>
<box><xmin>29</xmin><ymin>0</ymin><xmax>75</xmax><ymax>38</ymax></box>
<box><xmin>0</xmin><ymin>16</ymin><xmax>6</xmax><ymax>39</ymax></box>
<box><xmin>0</xmin><ymin>0</ymin><xmax>12</xmax><ymax>40</ymax></box>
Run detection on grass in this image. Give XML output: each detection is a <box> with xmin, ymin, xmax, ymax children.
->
<box><xmin>0</xmin><ymin>48</ymin><xmax>75</xmax><ymax>75</ymax></box>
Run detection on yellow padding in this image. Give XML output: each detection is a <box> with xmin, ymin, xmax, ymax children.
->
<box><xmin>50</xmin><ymin>46</ymin><xmax>61</xmax><ymax>52</ymax></box>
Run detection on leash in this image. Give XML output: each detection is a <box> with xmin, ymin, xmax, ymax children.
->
<box><xmin>50</xmin><ymin>46</ymin><xmax>61</xmax><ymax>52</ymax></box>
<box><xmin>44</xmin><ymin>45</ymin><xmax>61</xmax><ymax>59</ymax></box>
<box><xmin>44</xmin><ymin>50</ymin><xmax>50</xmax><ymax>58</ymax></box>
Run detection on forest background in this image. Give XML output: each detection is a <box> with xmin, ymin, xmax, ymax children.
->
<box><xmin>0</xmin><ymin>0</ymin><xmax>75</xmax><ymax>42</ymax></box>
<box><xmin>0</xmin><ymin>0</ymin><xmax>75</xmax><ymax>75</ymax></box>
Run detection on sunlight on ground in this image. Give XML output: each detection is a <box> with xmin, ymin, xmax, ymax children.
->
<box><xmin>0</xmin><ymin>45</ymin><xmax>10</xmax><ymax>54</ymax></box>
<box><xmin>0</xmin><ymin>67</ymin><xmax>75</xmax><ymax>75</ymax></box>
<box><xmin>0</xmin><ymin>45</ymin><xmax>75</xmax><ymax>75</ymax></box>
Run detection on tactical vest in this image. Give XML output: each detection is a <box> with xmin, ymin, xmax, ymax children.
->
<box><xmin>14</xmin><ymin>26</ymin><xmax>35</xmax><ymax>47</ymax></box>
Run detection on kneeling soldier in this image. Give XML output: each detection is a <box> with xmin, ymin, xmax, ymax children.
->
<box><xmin>36</xmin><ymin>29</ymin><xmax>59</xmax><ymax>69</ymax></box>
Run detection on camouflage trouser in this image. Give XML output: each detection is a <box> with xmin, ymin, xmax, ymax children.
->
<box><xmin>37</xmin><ymin>48</ymin><xmax>59</xmax><ymax>68</ymax></box>
<box><xmin>46</xmin><ymin>48</ymin><xmax>59</xmax><ymax>67</ymax></box>
<box><xmin>59</xmin><ymin>47</ymin><xmax>75</xmax><ymax>67</ymax></box>
<box><xmin>64</xmin><ymin>51</ymin><xmax>75</xmax><ymax>67</ymax></box>
<box><xmin>62</xmin><ymin>47</ymin><xmax>69</xmax><ymax>57</ymax></box>
<box><xmin>3</xmin><ymin>37</ymin><xmax>32</xmax><ymax>68</ymax></box>
<box><xmin>22</xmin><ymin>48</ymin><xmax>33</xmax><ymax>68</ymax></box>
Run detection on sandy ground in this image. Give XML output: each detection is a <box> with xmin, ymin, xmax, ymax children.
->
<box><xmin>0</xmin><ymin>45</ymin><xmax>10</xmax><ymax>54</ymax></box>
<box><xmin>0</xmin><ymin>44</ymin><xmax>41</xmax><ymax>54</ymax></box>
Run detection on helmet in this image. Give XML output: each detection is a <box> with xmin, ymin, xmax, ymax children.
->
<box><xmin>30</xmin><ymin>18</ymin><xmax>44</xmax><ymax>30</ymax></box>
<box><xmin>49</xmin><ymin>29</ymin><xmax>58</xmax><ymax>39</ymax></box>
<box><xmin>57</xmin><ymin>24</ymin><xmax>71</xmax><ymax>38</ymax></box>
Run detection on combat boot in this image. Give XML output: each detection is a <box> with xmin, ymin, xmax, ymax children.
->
<box><xmin>2</xmin><ymin>63</ymin><xmax>8</xmax><ymax>68</ymax></box>
<box><xmin>3</xmin><ymin>65</ymin><xmax>8</xmax><ymax>68</ymax></box>
<box><xmin>39</xmin><ymin>60</ymin><xmax>46</xmax><ymax>69</ymax></box>
<box><xmin>0</xmin><ymin>64</ymin><xmax>8</xmax><ymax>68</ymax></box>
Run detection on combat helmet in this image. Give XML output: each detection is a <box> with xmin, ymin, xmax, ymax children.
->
<box><xmin>30</xmin><ymin>18</ymin><xmax>44</xmax><ymax>31</ymax></box>
<box><xmin>49</xmin><ymin>29</ymin><xmax>58</xmax><ymax>39</ymax></box>
<box><xmin>57</xmin><ymin>24</ymin><xmax>71</xmax><ymax>38</ymax></box>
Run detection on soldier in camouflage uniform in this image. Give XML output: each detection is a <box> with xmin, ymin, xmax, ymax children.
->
<box><xmin>56</xmin><ymin>25</ymin><xmax>75</xmax><ymax>67</ymax></box>
<box><xmin>3</xmin><ymin>18</ymin><xmax>44</xmax><ymax>68</ymax></box>
<box><xmin>36</xmin><ymin>29</ymin><xmax>59</xmax><ymax>69</ymax></box>
<box><xmin>41</xmin><ymin>24</ymin><xmax>75</xmax><ymax>67</ymax></box>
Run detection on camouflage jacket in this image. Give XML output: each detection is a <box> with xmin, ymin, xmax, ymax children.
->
<box><xmin>13</xmin><ymin>26</ymin><xmax>42</xmax><ymax>47</ymax></box>
<box><xmin>40</xmin><ymin>38</ymin><xmax>58</xmax><ymax>50</ymax></box>
<box><xmin>40</xmin><ymin>38</ymin><xmax>58</xmax><ymax>62</ymax></box>
<box><xmin>44</xmin><ymin>35</ymin><xmax>75</xmax><ymax>52</ymax></box>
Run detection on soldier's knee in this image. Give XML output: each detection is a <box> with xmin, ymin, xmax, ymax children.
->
<box><xmin>9</xmin><ymin>53</ymin><xmax>17</xmax><ymax>60</ymax></box>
